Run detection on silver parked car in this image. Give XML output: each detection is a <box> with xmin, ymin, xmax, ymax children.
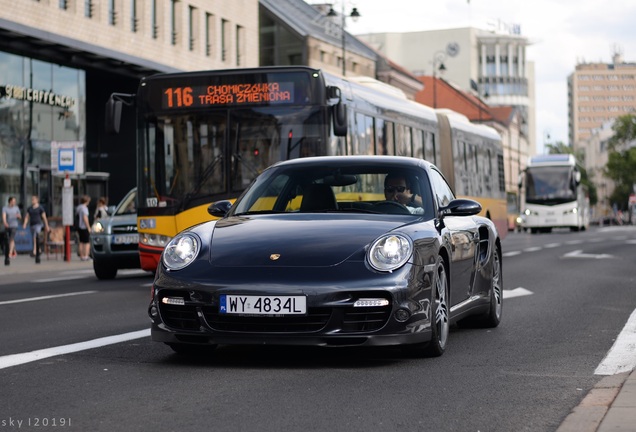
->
<box><xmin>90</xmin><ymin>188</ymin><xmax>140</xmax><ymax>279</ymax></box>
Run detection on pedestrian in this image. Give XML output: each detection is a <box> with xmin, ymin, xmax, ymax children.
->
<box><xmin>94</xmin><ymin>197</ymin><xmax>108</xmax><ymax>221</ymax></box>
<box><xmin>2</xmin><ymin>196</ymin><xmax>21</xmax><ymax>265</ymax></box>
<box><xmin>22</xmin><ymin>195</ymin><xmax>49</xmax><ymax>264</ymax></box>
<box><xmin>76</xmin><ymin>195</ymin><xmax>92</xmax><ymax>261</ymax></box>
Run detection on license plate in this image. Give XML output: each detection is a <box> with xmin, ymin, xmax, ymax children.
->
<box><xmin>220</xmin><ymin>295</ymin><xmax>306</xmax><ymax>315</ymax></box>
<box><xmin>113</xmin><ymin>234</ymin><xmax>138</xmax><ymax>245</ymax></box>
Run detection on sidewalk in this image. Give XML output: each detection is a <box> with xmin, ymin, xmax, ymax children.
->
<box><xmin>558</xmin><ymin>370</ymin><xmax>636</xmax><ymax>432</ymax></box>
<box><xmin>2</xmin><ymin>250</ymin><xmax>93</xmax><ymax>275</ymax></box>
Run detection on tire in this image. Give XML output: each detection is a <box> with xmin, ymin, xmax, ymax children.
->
<box><xmin>404</xmin><ymin>255</ymin><xmax>449</xmax><ymax>357</ymax></box>
<box><xmin>478</xmin><ymin>247</ymin><xmax>503</xmax><ymax>328</ymax></box>
<box><xmin>93</xmin><ymin>259</ymin><xmax>118</xmax><ymax>280</ymax></box>
<box><xmin>167</xmin><ymin>343</ymin><xmax>218</xmax><ymax>356</ymax></box>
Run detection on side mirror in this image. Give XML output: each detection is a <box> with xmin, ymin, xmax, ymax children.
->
<box><xmin>107</xmin><ymin>205</ymin><xmax>117</xmax><ymax>216</ymax></box>
<box><xmin>105</xmin><ymin>97</ymin><xmax>123</xmax><ymax>134</ymax></box>
<box><xmin>327</xmin><ymin>86</ymin><xmax>347</xmax><ymax>137</ymax></box>
<box><xmin>208</xmin><ymin>200</ymin><xmax>233</xmax><ymax>217</ymax></box>
<box><xmin>439</xmin><ymin>199</ymin><xmax>482</xmax><ymax>218</ymax></box>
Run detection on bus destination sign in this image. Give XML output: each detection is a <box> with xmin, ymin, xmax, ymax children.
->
<box><xmin>162</xmin><ymin>82</ymin><xmax>295</xmax><ymax>109</ymax></box>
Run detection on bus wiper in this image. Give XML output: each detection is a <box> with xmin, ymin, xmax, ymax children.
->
<box><xmin>182</xmin><ymin>154</ymin><xmax>223</xmax><ymax>207</ymax></box>
<box><xmin>232</xmin><ymin>152</ymin><xmax>260</xmax><ymax>177</ymax></box>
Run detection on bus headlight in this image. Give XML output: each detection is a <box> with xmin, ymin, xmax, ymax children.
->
<box><xmin>140</xmin><ymin>233</ymin><xmax>172</xmax><ymax>247</ymax></box>
<box><xmin>564</xmin><ymin>207</ymin><xmax>578</xmax><ymax>215</ymax></box>
<box><xmin>162</xmin><ymin>233</ymin><xmax>200</xmax><ymax>271</ymax></box>
<box><xmin>367</xmin><ymin>234</ymin><xmax>412</xmax><ymax>272</ymax></box>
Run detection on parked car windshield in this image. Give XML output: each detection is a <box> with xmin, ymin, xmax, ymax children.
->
<box><xmin>114</xmin><ymin>189</ymin><xmax>137</xmax><ymax>216</ymax></box>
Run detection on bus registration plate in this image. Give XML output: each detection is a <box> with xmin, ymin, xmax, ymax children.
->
<box><xmin>220</xmin><ymin>295</ymin><xmax>306</xmax><ymax>315</ymax></box>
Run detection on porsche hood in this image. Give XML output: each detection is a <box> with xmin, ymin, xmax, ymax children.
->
<box><xmin>205</xmin><ymin>215</ymin><xmax>411</xmax><ymax>267</ymax></box>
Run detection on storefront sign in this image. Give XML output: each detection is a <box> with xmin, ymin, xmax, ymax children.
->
<box><xmin>0</xmin><ymin>84</ymin><xmax>76</xmax><ymax>109</ymax></box>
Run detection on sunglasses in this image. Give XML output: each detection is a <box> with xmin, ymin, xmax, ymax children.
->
<box><xmin>384</xmin><ymin>186</ymin><xmax>407</xmax><ymax>193</ymax></box>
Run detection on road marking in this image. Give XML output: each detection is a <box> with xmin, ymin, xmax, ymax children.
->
<box><xmin>34</xmin><ymin>276</ymin><xmax>91</xmax><ymax>283</ymax></box>
<box><xmin>563</xmin><ymin>250</ymin><xmax>613</xmax><ymax>259</ymax></box>
<box><xmin>544</xmin><ymin>243</ymin><xmax>561</xmax><ymax>248</ymax></box>
<box><xmin>503</xmin><ymin>287</ymin><xmax>533</xmax><ymax>299</ymax></box>
<box><xmin>503</xmin><ymin>251</ymin><xmax>522</xmax><ymax>257</ymax></box>
<box><xmin>523</xmin><ymin>247</ymin><xmax>542</xmax><ymax>252</ymax></box>
<box><xmin>0</xmin><ymin>291</ymin><xmax>97</xmax><ymax>306</ymax></box>
<box><xmin>595</xmin><ymin>308</ymin><xmax>636</xmax><ymax>375</ymax></box>
<box><xmin>0</xmin><ymin>329</ymin><xmax>150</xmax><ymax>370</ymax></box>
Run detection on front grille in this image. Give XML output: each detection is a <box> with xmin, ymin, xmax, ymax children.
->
<box><xmin>157</xmin><ymin>291</ymin><xmax>392</xmax><ymax>334</ymax></box>
<box><xmin>113</xmin><ymin>225</ymin><xmax>137</xmax><ymax>234</ymax></box>
<box><xmin>203</xmin><ymin>307</ymin><xmax>332</xmax><ymax>332</ymax></box>
<box><xmin>342</xmin><ymin>307</ymin><xmax>391</xmax><ymax>332</ymax></box>
<box><xmin>159</xmin><ymin>304</ymin><xmax>200</xmax><ymax>330</ymax></box>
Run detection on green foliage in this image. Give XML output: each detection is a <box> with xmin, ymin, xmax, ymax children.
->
<box><xmin>605</xmin><ymin>114</ymin><xmax>636</xmax><ymax>208</ymax></box>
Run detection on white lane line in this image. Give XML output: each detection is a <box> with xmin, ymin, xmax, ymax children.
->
<box><xmin>595</xmin><ymin>308</ymin><xmax>636</xmax><ymax>375</ymax></box>
<box><xmin>503</xmin><ymin>251</ymin><xmax>522</xmax><ymax>257</ymax></box>
<box><xmin>544</xmin><ymin>243</ymin><xmax>561</xmax><ymax>248</ymax></box>
<box><xmin>524</xmin><ymin>247</ymin><xmax>542</xmax><ymax>252</ymax></box>
<box><xmin>0</xmin><ymin>329</ymin><xmax>150</xmax><ymax>370</ymax></box>
<box><xmin>503</xmin><ymin>287</ymin><xmax>533</xmax><ymax>299</ymax></box>
<box><xmin>34</xmin><ymin>276</ymin><xmax>92</xmax><ymax>283</ymax></box>
<box><xmin>0</xmin><ymin>291</ymin><xmax>97</xmax><ymax>306</ymax></box>
<box><xmin>563</xmin><ymin>250</ymin><xmax>613</xmax><ymax>259</ymax></box>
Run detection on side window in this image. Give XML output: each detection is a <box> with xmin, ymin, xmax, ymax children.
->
<box><xmin>429</xmin><ymin>168</ymin><xmax>455</xmax><ymax>208</ymax></box>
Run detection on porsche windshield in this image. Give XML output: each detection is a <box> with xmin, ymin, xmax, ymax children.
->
<box><xmin>230</xmin><ymin>164</ymin><xmax>435</xmax><ymax>219</ymax></box>
<box><xmin>139</xmin><ymin>106</ymin><xmax>324</xmax><ymax>210</ymax></box>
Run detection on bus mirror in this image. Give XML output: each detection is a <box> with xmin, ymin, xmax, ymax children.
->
<box><xmin>332</xmin><ymin>103</ymin><xmax>347</xmax><ymax>136</ymax></box>
<box><xmin>517</xmin><ymin>172</ymin><xmax>524</xmax><ymax>188</ymax></box>
<box><xmin>574</xmin><ymin>170</ymin><xmax>581</xmax><ymax>184</ymax></box>
<box><xmin>105</xmin><ymin>98</ymin><xmax>123</xmax><ymax>134</ymax></box>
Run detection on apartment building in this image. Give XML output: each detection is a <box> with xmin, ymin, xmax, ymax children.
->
<box><xmin>568</xmin><ymin>52</ymin><xmax>636</xmax><ymax>148</ymax></box>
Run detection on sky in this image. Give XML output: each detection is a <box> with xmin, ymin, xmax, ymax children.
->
<box><xmin>310</xmin><ymin>0</ymin><xmax>636</xmax><ymax>154</ymax></box>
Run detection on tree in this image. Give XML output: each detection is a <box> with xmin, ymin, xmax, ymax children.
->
<box><xmin>605</xmin><ymin>115</ymin><xmax>636</xmax><ymax>209</ymax></box>
<box><xmin>545</xmin><ymin>141</ymin><xmax>597</xmax><ymax>206</ymax></box>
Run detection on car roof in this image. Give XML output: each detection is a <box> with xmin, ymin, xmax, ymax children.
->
<box><xmin>269</xmin><ymin>155</ymin><xmax>434</xmax><ymax>171</ymax></box>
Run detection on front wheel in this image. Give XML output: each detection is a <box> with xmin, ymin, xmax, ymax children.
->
<box><xmin>404</xmin><ymin>255</ymin><xmax>449</xmax><ymax>357</ymax></box>
<box><xmin>93</xmin><ymin>259</ymin><xmax>117</xmax><ymax>280</ymax></box>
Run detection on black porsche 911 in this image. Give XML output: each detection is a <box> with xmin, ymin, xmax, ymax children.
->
<box><xmin>148</xmin><ymin>155</ymin><xmax>503</xmax><ymax>357</ymax></box>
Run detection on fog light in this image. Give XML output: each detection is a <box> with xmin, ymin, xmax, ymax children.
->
<box><xmin>149</xmin><ymin>305</ymin><xmax>158</xmax><ymax>318</ymax></box>
<box><xmin>354</xmin><ymin>298</ymin><xmax>389</xmax><ymax>307</ymax></box>
<box><xmin>161</xmin><ymin>297</ymin><xmax>185</xmax><ymax>306</ymax></box>
<box><xmin>394</xmin><ymin>308</ymin><xmax>411</xmax><ymax>322</ymax></box>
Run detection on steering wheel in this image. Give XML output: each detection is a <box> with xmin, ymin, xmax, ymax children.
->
<box><xmin>372</xmin><ymin>200</ymin><xmax>412</xmax><ymax>215</ymax></box>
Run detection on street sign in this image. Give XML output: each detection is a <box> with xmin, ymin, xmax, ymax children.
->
<box><xmin>51</xmin><ymin>141</ymin><xmax>85</xmax><ymax>174</ymax></box>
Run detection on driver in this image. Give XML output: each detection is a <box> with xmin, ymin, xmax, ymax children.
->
<box><xmin>384</xmin><ymin>173</ymin><xmax>425</xmax><ymax>215</ymax></box>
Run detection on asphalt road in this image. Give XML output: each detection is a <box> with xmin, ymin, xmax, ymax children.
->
<box><xmin>0</xmin><ymin>226</ymin><xmax>635</xmax><ymax>432</ymax></box>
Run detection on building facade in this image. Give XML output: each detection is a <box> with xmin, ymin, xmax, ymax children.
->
<box><xmin>357</xmin><ymin>27</ymin><xmax>536</xmax><ymax>157</ymax></box>
<box><xmin>1</xmin><ymin>0</ymin><xmax>259</xmax><ymax>219</ymax></box>
<box><xmin>568</xmin><ymin>52</ymin><xmax>636</xmax><ymax>148</ymax></box>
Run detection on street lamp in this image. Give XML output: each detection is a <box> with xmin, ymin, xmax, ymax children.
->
<box><xmin>327</xmin><ymin>3</ymin><xmax>360</xmax><ymax>76</ymax></box>
<box><xmin>431</xmin><ymin>51</ymin><xmax>446</xmax><ymax>108</ymax></box>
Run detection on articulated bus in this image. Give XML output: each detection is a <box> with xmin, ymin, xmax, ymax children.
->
<box><xmin>106</xmin><ymin>66</ymin><xmax>506</xmax><ymax>271</ymax></box>
<box><xmin>520</xmin><ymin>154</ymin><xmax>590</xmax><ymax>233</ymax></box>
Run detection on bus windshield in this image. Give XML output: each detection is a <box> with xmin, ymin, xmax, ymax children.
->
<box><xmin>525</xmin><ymin>166</ymin><xmax>576</xmax><ymax>204</ymax></box>
<box><xmin>140</xmin><ymin>105</ymin><xmax>324</xmax><ymax>211</ymax></box>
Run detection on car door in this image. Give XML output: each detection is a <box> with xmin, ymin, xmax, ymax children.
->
<box><xmin>428</xmin><ymin>167</ymin><xmax>479</xmax><ymax>307</ymax></box>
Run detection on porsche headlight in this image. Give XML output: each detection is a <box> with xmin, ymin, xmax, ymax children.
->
<box><xmin>162</xmin><ymin>233</ymin><xmax>200</xmax><ymax>271</ymax></box>
<box><xmin>368</xmin><ymin>234</ymin><xmax>413</xmax><ymax>272</ymax></box>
